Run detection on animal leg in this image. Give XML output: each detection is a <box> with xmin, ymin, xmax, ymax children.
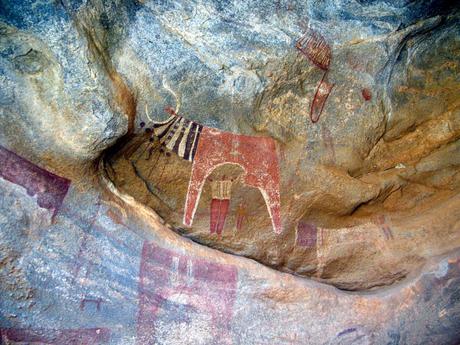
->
<box><xmin>183</xmin><ymin>159</ymin><xmax>209</xmax><ymax>227</ymax></box>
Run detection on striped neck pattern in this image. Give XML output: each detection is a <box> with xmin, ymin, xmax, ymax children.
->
<box><xmin>151</xmin><ymin>114</ymin><xmax>203</xmax><ymax>162</ymax></box>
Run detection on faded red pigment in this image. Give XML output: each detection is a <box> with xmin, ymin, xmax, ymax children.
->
<box><xmin>296</xmin><ymin>222</ymin><xmax>317</xmax><ymax>248</ymax></box>
<box><xmin>137</xmin><ymin>242</ymin><xmax>238</xmax><ymax>345</ymax></box>
<box><xmin>184</xmin><ymin>127</ymin><xmax>282</xmax><ymax>234</ymax></box>
<box><xmin>362</xmin><ymin>88</ymin><xmax>372</xmax><ymax>101</ymax></box>
<box><xmin>0</xmin><ymin>328</ymin><xmax>110</xmax><ymax>344</ymax></box>
<box><xmin>296</xmin><ymin>29</ymin><xmax>331</xmax><ymax>71</ymax></box>
<box><xmin>295</xmin><ymin>29</ymin><xmax>334</xmax><ymax>123</ymax></box>
<box><xmin>310</xmin><ymin>74</ymin><xmax>334</xmax><ymax>123</ymax></box>
<box><xmin>62</xmin><ymin>200</ymin><xmax>136</xmax><ymax>253</ymax></box>
<box><xmin>0</xmin><ymin>145</ymin><xmax>71</xmax><ymax>219</ymax></box>
<box><xmin>70</xmin><ymin>202</ymin><xmax>101</xmax><ymax>283</ymax></box>
<box><xmin>321</xmin><ymin>126</ymin><xmax>336</xmax><ymax>164</ymax></box>
<box><xmin>210</xmin><ymin>199</ymin><xmax>230</xmax><ymax>235</ymax></box>
<box><xmin>374</xmin><ymin>215</ymin><xmax>394</xmax><ymax>240</ymax></box>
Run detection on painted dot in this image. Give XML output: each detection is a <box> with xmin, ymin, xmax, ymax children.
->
<box><xmin>149</xmin><ymin>137</ymin><xmax>154</xmax><ymax>142</ymax></box>
<box><xmin>362</xmin><ymin>88</ymin><xmax>372</xmax><ymax>101</ymax></box>
<box><xmin>140</xmin><ymin>121</ymin><xmax>145</xmax><ymax>128</ymax></box>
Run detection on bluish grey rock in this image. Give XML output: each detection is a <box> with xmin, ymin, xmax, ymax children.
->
<box><xmin>0</xmin><ymin>0</ymin><xmax>459</xmax><ymax>343</ymax></box>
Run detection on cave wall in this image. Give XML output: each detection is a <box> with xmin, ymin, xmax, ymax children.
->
<box><xmin>0</xmin><ymin>0</ymin><xmax>459</xmax><ymax>344</ymax></box>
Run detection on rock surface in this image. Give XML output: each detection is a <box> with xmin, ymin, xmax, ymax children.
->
<box><xmin>0</xmin><ymin>0</ymin><xmax>459</xmax><ymax>343</ymax></box>
<box><xmin>106</xmin><ymin>0</ymin><xmax>460</xmax><ymax>290</ymax></box>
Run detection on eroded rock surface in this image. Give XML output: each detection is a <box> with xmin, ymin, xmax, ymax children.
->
<box><xmin>0</xmin><ymin>0</ymin><xmax>459</xmax><ymax>343</ymax></box>
<box><xmin>103</xmin><ymin>0</ymin><xmax>460</xmax><ymax>290</ymax></box>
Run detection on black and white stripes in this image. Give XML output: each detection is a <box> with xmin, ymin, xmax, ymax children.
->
<box><xmin>152</xmin><ymin>114</ymin><xmax>203</xmax><ymax>162</ymax></box>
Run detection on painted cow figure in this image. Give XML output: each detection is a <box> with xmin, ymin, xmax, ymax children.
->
<box><xmin>147</xmin><ymin>108</ymin><xmax>282</xmax><ymax>234</ymax></box>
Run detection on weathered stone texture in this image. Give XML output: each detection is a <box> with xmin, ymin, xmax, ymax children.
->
<box><xmin>0</xmin><ymin>0</ymin><xmax>459</xmax><ymax>343</ymax></box>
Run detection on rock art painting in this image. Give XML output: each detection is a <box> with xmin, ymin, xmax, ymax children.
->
<box><xmin>295</xmin><ymin>29</ymin><xmax>331</xmax><ymax>71</ymax></box>
<box><xmin>209</xmin><ymin>178</ymin><xmax>233</xmax><ymax>236</ymax></box>
<box><xmin>310</xmin><ymin>74</ymin><xmax>335</xmax><ymax>123</ymax></box>
<box><xmin>334</xmin><ymin>326</ymin><xmax>373</xmax><ymax>344</ymax></box>
<box><xmin>186</xmin><ymin>127</ymin><xmax>281</xmax><ymax>234</ymax></box>
<box><xmin>137</xmin><ymin>242</ymin><xmax>238</xmax><ymax>345</ymax></box>
<box><xmin>296</xmin><ymin>28</ymin><xmax>334</xmax><ymax>123</ymax></box>
<box><xmin>144</xmin><ymin>108</ymin><xmax>282</xmax><ymax>234</ymax></box>
<box><xmin>374</xmin><ymin>215</ymin><xmax>394</xmax><ymax>240</ymax></box>
<box><xmin>0</xmin><ymin>328</ymin><xmax>110</xmax><ymax>344</ymax></box>
<box><xmin>361</xmin><ymin>88</ymin><xmax>372</xmax><ymax>101</ymax></box>
<box><xmin>70</xmin><ymin>202</ymin><xmax>102</xmax><ymax>283</ymax></box>
<box><xmin>296</xmin><ymin>222</ymin><xmax>317</xmax><ymax>248</ymax></box>
<box><xmin>0</xmin><ymin>145</ymin><xmax>71</xmax><ymax>219</ymax></box>
<box><xmin>321</xmin><ymin>126</ymin><xmax>336</xmax><ymax>164</ymax></box>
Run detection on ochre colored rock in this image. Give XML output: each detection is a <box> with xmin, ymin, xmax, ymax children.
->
<box><xmin>0</xmin><ymin>0</ymin><xmax>459</xmax><ymax>343</ymax></box>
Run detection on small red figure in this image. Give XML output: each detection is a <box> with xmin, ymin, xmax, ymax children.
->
<box><xmin>235</xmin><ymin>203</ymin><xmax>247</xmax><ymax>232</ymax></box>
<box><xmin>375</xmin><ymin>215</ymin><xmax>393</xmax><ymax>240</ymax></box>
<box><xmin>296</xmin><ymin>222</ymin><xmax>317</xmax><ymax>247</ymax></box>
<box><xmin>209</xmin><ymin>177</ymin><xmax>233</xmax><ymax>236</ymax></box>
<box><xmin>362</xmin><ymin>88</ymin><xmax>372</xmax><ymax>101</ymax></box>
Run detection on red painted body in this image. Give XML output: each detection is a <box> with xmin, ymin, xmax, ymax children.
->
<box><xmin>137</xmin><ymin>242</ymin><xmax>238</xmax><ymax>345</ymax></box>
<box><xmin>184</xmin><ymin>127</ymin><xmax>282</xmax><ymax>233</ymax></box>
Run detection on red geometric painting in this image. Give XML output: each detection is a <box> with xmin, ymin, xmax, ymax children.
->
<box><xmin>137</xmin><ymin>242</ymin><xmax>238</xmax><ymax>345</ymax></box>
<box><xmin>296</xmin><ymin>222</ymin><xmax>317</xmax><ymax>248</ymax></box>
<box><xmin>296</xmin><ymin>29</ymin><xmax>331</xmax><ymax>71</ymax></box>
<box><xmin>0</xmin><ymin>145</ymin><xmax>71</xmax><ymax>219</ymax></box>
